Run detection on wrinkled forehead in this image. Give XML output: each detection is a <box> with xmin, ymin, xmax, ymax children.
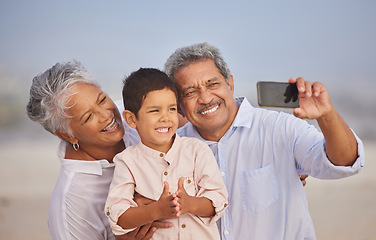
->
<box><xmin>174</xmin><ymin>60</ymin><xmax>224</xmax><ymax>88</ymax></box>
<box><xmin>66</xmin><ymin>83</ymin><xmax>103</xmax><ymax>108</ymax></box>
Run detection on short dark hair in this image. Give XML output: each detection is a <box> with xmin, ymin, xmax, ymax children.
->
<box><xmin>122</xmin><ymin>68</ymin><xmax>178</xmax><ymax>117</ymax></box>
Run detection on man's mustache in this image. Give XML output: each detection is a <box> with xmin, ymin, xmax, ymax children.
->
<box><xmin>196</xmin><ymin>100</ymin><xmax>223</xmax><ymax>113</ymax></box>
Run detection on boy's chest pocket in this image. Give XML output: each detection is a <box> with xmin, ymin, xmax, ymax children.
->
<box><xmin>168</xmin><ymin>174</ymin><xmax>196</xmax><ymax>196</ymax></box>
<box><xmin>240</xmin><ymin>164</ymin><xmax>279</xmax><ymax>213</ymax></box>
<box><xmin>181</xmin><ymin>175</ymin><xmax>197</xmax><ymax>196</ymax></box>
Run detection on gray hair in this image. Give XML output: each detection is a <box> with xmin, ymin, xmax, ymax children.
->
<box><xmin>26</xmin><ymin>60</ymin><xmax>99</xmax><ymax>137</ymax></box>
<box><xmin>164</xmin><ymin>42</ymin><xmax>231</xmax><ymax>83</ymax></box>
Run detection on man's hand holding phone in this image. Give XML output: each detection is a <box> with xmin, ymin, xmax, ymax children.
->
<box><xmin>257</xmin><ymin>78</ymin><xmax>333</xmax><ymax>120</ymax></box>
<box><xmin>288</xmin><ymin>77</ymin><xmax>333</xmax><ymax>120</ymax></box>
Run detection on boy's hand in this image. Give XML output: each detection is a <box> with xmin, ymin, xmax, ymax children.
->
<box><xmin>156</xmin><ymin>181</ymin><xmax>180</xmax><ymax>220</ymax></box>
<box><xmin>173</xmin><ymin>177</ymin><xmax>193</xmax><ymax>216</ymax></box>
<box><xmin>134</xmin><ymin>192</ymin><xmax>155</xmax><ymax>206</ymax></box>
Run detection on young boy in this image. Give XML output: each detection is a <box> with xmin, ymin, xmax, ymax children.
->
<box><xmin>105</xmin><ymin>68</ymin><xmax>228</xmax><ymax>239</ymax></box>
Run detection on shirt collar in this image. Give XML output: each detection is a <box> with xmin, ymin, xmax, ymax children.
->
<box><xmin>57</xmin><ymin>141</ymin><xmax>114</xmax><ymax>175</ymax></box>
<box><xmin>232</xmin><ymin>96</ymin><xmax>254</xmax><ymax>129</ymax></box>
<box><xmin>179</xmin><ymin>96</ymin><xmax>254</xmax><ymax>144</ymax></box>
<box><xmin>136</xmin><ymin>133</ymin><xmax>181</xmax><ymax>165</ymax></box>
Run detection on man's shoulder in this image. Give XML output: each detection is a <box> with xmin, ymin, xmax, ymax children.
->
<box><xmin>178</xmin><ymin>133</ymin><xmax>205</xmax><ymax>145</ymax></box>
<box><xmin>176</xmin><ymin>122</ymin><xmax>196</xmax><ymax>137</ymax></box>
<box><xmin>176</xmin><ymin>134</ymin><xmax>212</xmax><ymax>155</ymax></box>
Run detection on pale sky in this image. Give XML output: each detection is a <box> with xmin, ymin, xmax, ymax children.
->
<box><xmin>1</xmin><ymin>0</ymin><xmax>375</xmax><ymax>137</ymax></box>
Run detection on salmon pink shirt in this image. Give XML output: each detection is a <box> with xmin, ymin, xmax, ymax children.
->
<box><xmin>105</xmin><ymin>134</ymin><xmax>228</xmax><ymax>239</ymax></box>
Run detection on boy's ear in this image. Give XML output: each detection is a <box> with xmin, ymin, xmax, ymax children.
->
<box><xmin>55</xmin><ymin>130</ymin><xmax>77</xmax><ymax>144</ymax></box>
<box><xmin>123</xmin><ymin>110</ymin><xmax>137</xmax><ymax>128</ymax></box>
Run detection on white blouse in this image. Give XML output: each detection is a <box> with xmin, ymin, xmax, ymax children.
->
<box><xmin>48</xmin><ymin>140</ymin><xmax>116</xmax><ymax>240</ymax></box>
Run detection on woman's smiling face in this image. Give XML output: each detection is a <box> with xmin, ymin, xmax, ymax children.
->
<box><xmin>66</xmin><ymin>83</ymin><xmax>124</xmax><ymax>150</ymax></box>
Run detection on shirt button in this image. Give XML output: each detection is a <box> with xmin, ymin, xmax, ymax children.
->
<box><xmin>164</xmin><ymin>171</ymin><xmax>168</xmax><ymax>176</ymax></box>
<box><xmin>221</xmin><ymin>171</ymin><xmax>225</xmax><ymax>177</ymax></box>
<box><xmin>187</xmin><ymin>179</ymin><xmax>191</xmax><ymax>184</ymax></box>
<box><xmin>224</xmin><ymin>230</ymin><xmax>229</xmax><ymax>236</ymax></box>
<box><xmin>182</xmin><ymin>224</ymin><xmax>186</xmax><ymax>228</ymax></box>
<box><xmin>159</xmin><ymin>153</ymin><xmax>164</xmax><ymax>157</ymax></box>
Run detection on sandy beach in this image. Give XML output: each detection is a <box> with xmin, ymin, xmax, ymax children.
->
<box><xmin>0</xmin><ymin>136</ymin><xmax>375</xmax><ymax>240</ymax></box>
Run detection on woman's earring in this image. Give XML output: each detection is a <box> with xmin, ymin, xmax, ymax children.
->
<box><xmin>72</xmin><ymin>142</ymin><xmax>80</xmax><ymax>151</ymax></box>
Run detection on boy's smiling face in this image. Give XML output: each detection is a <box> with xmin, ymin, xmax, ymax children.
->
<box><xmin>132</xmin><ymin>88</ymin><xmax>179</xmax><ymax>153</ymax></box>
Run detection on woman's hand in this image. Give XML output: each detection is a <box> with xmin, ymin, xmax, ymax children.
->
<box><xmin>115</xmin><ymin>221</ymin><xmax>173</xmax><ymax>240</ymax></box>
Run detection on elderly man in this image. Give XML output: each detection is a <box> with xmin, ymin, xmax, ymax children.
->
<box><xmin>163</xmin><ymin>42</ymin><xmax>364</xmax><ymax>240</ymax></box>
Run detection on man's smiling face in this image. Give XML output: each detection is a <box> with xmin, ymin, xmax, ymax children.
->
<box><xmin>174</xmin><ymin>59</ymin><xmax>238</xmax><ymax>141</ymax></box>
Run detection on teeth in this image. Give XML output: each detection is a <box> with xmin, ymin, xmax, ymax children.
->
<box><xmin>103</xmin><ymin>118</ymin><xmax>116</xmax><ymax>131</ymax></box>
<box><xmin>200</xmin><ymin>105</ymin><xmax>219</xmax><ymax>115</ymax></box>
<box><xmin>156</xmin><ymin>128</ymin><xmax>169</xmax><ymax>133</ymax></box>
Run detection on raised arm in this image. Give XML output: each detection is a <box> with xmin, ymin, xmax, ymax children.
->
<box><xmin>289</xmin><ymin>77</ymin><xmax>358</xmax><ymax>166</ymax></box>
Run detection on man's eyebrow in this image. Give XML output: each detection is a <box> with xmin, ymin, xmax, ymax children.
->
<box><xmin>182</xmin><ymin>77</ymin><xmax>220</xmax><ymax>92</ymax></box>
<box><xmin>182</xmin><ymin>85</ymin><xmax>196</xmax><ymax>92</ymax></box>
<box><xmin>207</xmin><ymin>77</ymin><xmax>220</xmax><ymax>83</ymax></box>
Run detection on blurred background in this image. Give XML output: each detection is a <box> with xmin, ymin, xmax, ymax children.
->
<box><xmin>0</xmin><ymin>0</ymin><xmax>375</xmax><ymax>239</ymax></box>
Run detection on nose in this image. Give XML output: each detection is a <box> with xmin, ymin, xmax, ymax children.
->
<box><xmin>97</xmin><ymin>107</ymin><xmax>112</xmax><ymax>122</ymax></box>
<box><xmin>160</xmin><ymin>110</ymin><xmax>171</xmax><ymax>122</ymax></box>
<box><xmin>197</xmin><ymin>88</ymin><xmax>213</xmax><ymax>104</ymax></box>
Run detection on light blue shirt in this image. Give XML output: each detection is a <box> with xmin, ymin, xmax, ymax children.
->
<box><xmin>177</xmin><ymin>97</ymin><xmax>365</xmax><ymax>240</ymax></box>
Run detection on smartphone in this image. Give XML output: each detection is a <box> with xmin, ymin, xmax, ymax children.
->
<box><xmin>257</xmin><ymin>81</ymin><xmax>299</xmax><ymax>108</ymax></box>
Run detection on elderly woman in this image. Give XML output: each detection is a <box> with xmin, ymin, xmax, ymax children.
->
<box><xmin>26</xmin><ymin>61</ymin><xmax>167</xmax><ymax>240</ymax></box>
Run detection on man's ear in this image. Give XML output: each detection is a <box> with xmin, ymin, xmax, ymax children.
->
<box><xmin>228</xmin><ymin>75</ymin><xmax>235</xmax><ymax>94</ymax></box>
<box><xmin>123</xmin><ymin>110</ymin><xmax>137</xmax><ymax>128</ymax></box>
<box><xmin>55</xmin><ymin>130</ymin><xmax>76</xmax><ymax>144</ymax></box>
<box><xmin>177</xmin><ymin>105</ymin><xmax>185</xmax><ymax>118</ymax></box>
